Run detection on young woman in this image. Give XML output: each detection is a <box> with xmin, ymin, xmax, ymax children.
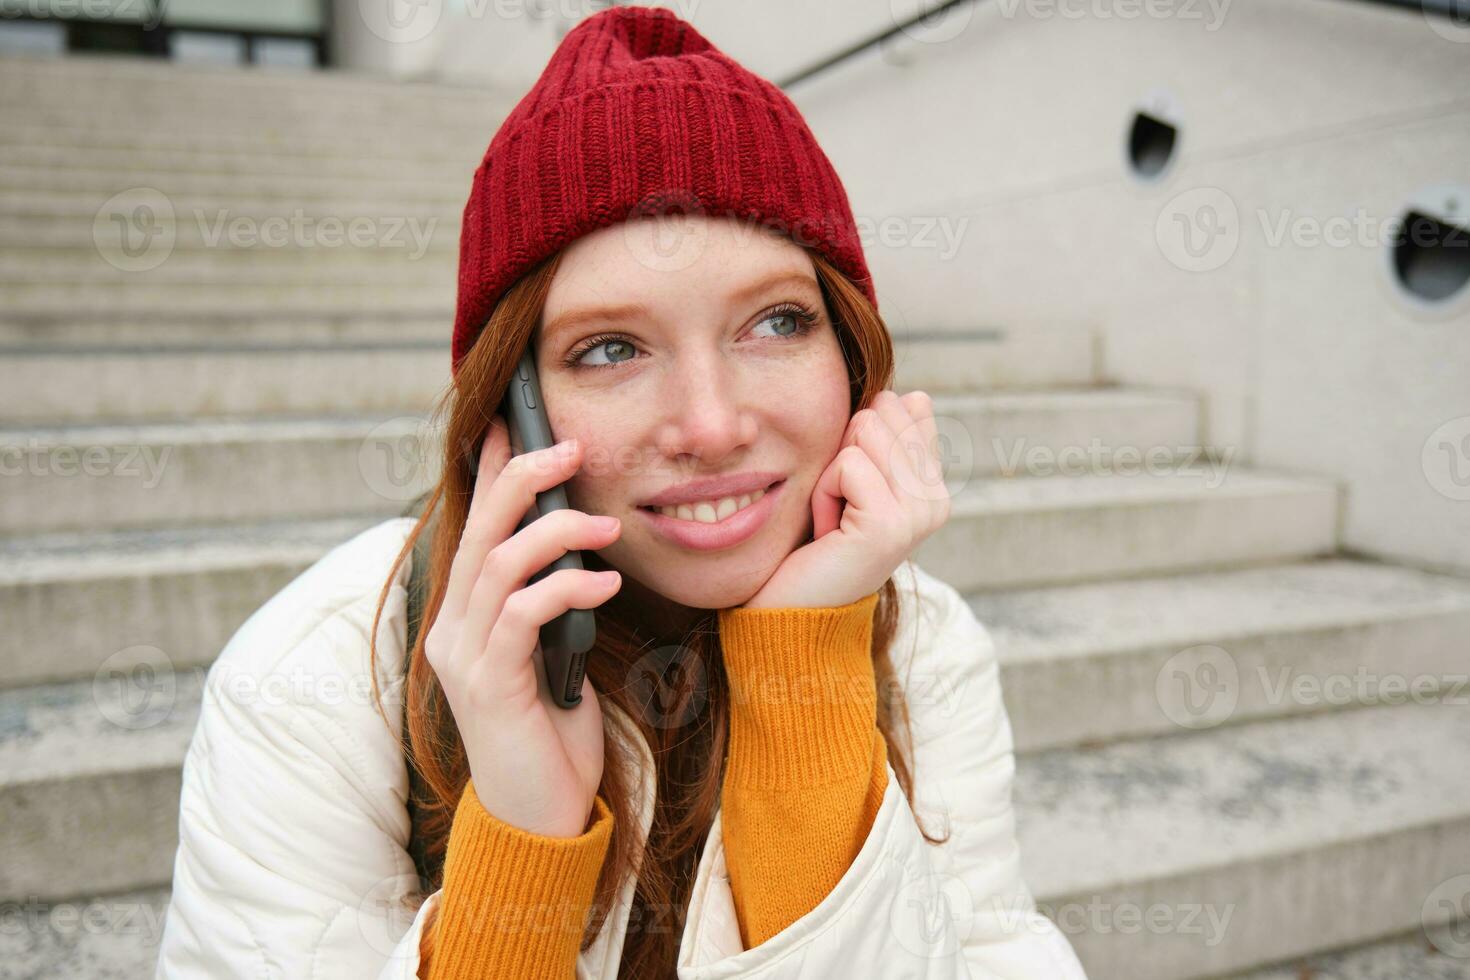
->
<box><xmin>154</xmin><ymin>6</ymin><xmax>1087</xmax><ymax>979</ymax></box>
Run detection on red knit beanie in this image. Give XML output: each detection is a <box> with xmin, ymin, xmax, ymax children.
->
<box><xmin>449</xmin><ymin>4</ymin><xmax>877</xmax><ymax>376</ymax></box>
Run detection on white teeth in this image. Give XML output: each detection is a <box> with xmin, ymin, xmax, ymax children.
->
<box><xmin>657</xmin><ymin>487</ymin><xmax>765</xmax><ymax>523</ymax></box>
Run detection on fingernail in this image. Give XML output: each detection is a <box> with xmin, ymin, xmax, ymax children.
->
<box><xmin>595</xmin><ymin>516</ymin><xmax>620</xmax><ymax>531</ymax></box>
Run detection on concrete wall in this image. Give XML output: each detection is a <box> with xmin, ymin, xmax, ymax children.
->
<box><xmin>789</xmin><ymin>0</ymin><xmax>1470</xmax><ymax>574</ymax></box>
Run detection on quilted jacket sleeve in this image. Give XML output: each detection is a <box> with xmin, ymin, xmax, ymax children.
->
<box><xmin>674</xmin><ymin>562</ymin><xmax>1088</xmax><ymax>979</ymax></box>
<box><xmin>152</xmin><ymin>523</ymin><xmax>443</xmax><ymax>980</ymax></box>
<box><xmin>903</xmin><ymin>567</ymin><xmax>1088</xmax><ymax>979</ymax></box>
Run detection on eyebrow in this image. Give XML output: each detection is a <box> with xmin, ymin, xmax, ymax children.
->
<box><xmin>539</xmin><ymin>270</ymin><xmax>820</xmax><ymax>345</ymax></box>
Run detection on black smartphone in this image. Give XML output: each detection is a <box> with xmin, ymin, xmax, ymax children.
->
<box><xmin>501</xmin><ymin>345</ymin><xmax>597</xmax><ymax>709</ymax></box>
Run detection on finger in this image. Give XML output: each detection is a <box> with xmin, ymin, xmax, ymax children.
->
<box><xmin>812</xmin><ymin>443</ymin><xmax>899</xmax><ymax>539</ymax></box>
<box><xmin>450</xmin><ymin>435</ymin><xmax>581</xmax><ymax>635</ymax></box>
<box><xmin>458</xmin><ymin>508</ymin><xmax>619</xmax><ymax>665</ymax></box>
<box><xmin>817</xmin><ymin>411</ymin><xmax>870</xmax><ymax>540</ymax></box>
<box><xmin>443</xmin><ymin>417</ymin><xmax>514</xmax><ymax>620</ymax></box>
<box><xmin>854</xmin><ymin>393</ymin><xmax>927</xmax><ymax>522</ymax></box>
<box><xmin>899</xmin><ymin>390</ymin><xmax>948</xmax><ymax>525</ymax></box>
<box><xmin>481</xmin><ymin>567</ymin><xmax>622</xmax><ymax>691</ymax></box>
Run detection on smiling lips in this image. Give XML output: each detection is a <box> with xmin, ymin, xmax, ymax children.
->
<box><xmin>646</xmin><ymin>485</ymin><xmax>771</xmax><ymax>523</ymax></box>
<box><xmin>636</xmin><ymin>479</ymin><xmax>785</xmax><ymax>551</ymax></box>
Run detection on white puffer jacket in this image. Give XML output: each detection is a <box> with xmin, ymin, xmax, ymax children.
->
<box><xmin>153</xmin><ymin>516</ymin><xmax>1087</xmax><ymax>979</ymax></box>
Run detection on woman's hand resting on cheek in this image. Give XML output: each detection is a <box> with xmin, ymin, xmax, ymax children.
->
<box><xmin>422</xmin><ymin>416</ymin><xmax>623</xmax><ymax>839</ymax></box>
<box><xmin>744</xmin><ymin>389</ymin><xmax>952</xmax><ymax>611</ymax></box>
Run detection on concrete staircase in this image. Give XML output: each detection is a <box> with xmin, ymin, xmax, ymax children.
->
<box><xmin>2</xmin><ymin>53</ymin><xmax>1468</xmax><ymax>980</ymax></box>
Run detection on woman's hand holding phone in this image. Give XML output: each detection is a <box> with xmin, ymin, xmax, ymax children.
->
<box><xmin>423</xmin><ymin>416</ymin><xmax>624</xmax><ymax>839</ymax></box>
<box><xmin>743</xmin><ymin>389</ymin><xmax>951</xmax><ymax>611</ymax></box>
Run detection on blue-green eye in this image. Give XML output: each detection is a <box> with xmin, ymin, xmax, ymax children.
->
<box><xmin>564</xmin><ymin>301</ymin><xmax>821</xmax><ymax>370</ymax></box>
<box><xmin>571</xmin><ymin>335</ymin><xmax>637</xmax><ymax>368</ymax></box>
<box><xmin>753</xmin><ymin>309</ymin><xmax>805</xmax><ymax>338</ymax></box>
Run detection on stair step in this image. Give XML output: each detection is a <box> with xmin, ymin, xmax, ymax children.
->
<box><xmin>0</xmin><ymin>671</ymin><xmax>201</xmax><ymax>902</ymax></box>
<box><xmin>0</xmin><ymin>119</ymin><xmax>490</xmax><ymax>163</ymax></box>
<box><xmin>1223</xmin><ymin>922</ymin><xmax>1470</xmax><ymax>978</ymax></box>
<box><xmin>973</xmin><ymin>558</ymin><xmax>1470</xmax><ymax>750</ymax></box>
<box><xmin>0</xmin><ymin>515</ymin><xmax>388</xmax><ymax>688</ymax></box>
<box><xmin>0</xmin><ymin>310</ymin><xmax>449</xmax><ymax>349</ymax></box>
<box><xmin>0</xmin><ymin>247</ymin><xmax>457</xmax><ymax>285</ymax></box>
<box><xmin>0</xmin><ymin>416</ymin><xmax>439</xmax><ymax>535</ymax></box>
<box><xmin>916</xmin><ymin>466</ymin><xmax>1339</xmax><ymax>590</ymax></box>
<box><xmin>892</xmin><ymin>324</ymin><xmax>1098</xmax><ymax>390</ymax></box>
<box><xmin>1017</xmin><ymin>700</ymin><xmax>1470</xmax><ymax>979</ymax></box>
<box><xmin>0</xmin><ymin>188</ymin><xmax>461</xmax><ymax>221</ymax></box>
<box><xmin>0</xmin><ymin>142</ymin><xmax>474</xmax><ymax>180</ymax></box>
<box><xmin>0</xmin><ymin>163</ymin><xmax>469</xmax><ymax>203</ymax></box>
<box><xmin>0</xmin><ymin>212</ymin><xmax>461</xmax><ymax>252</ymax></box>
<box><xmin>930</xmin><ymin>386</ymin><xmax>1198</xmax><ymax>475</ymax></box>
<box><xmin>0</xmin><ymin>343</ymin><xmax>450</xmax><ymax>423</ymax></box>
<box><xmin>0</xmin><ymin>884</ymin><xmax>169</xmax><ymax>978</ymax></box>
<box><xmin>0</xmin><ymin>284</ymin><xmax>451</xmax><ymax>315</ymax></box>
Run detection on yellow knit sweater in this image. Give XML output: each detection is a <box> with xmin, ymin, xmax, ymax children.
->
<box><xmin>419</xmin><ymin>590</ymin><xmax>886</xmax><ymax>978</ymax></box>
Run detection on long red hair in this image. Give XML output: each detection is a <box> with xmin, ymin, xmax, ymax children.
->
<box><xmin>367</xmin><ymin>241</ymin><xmax>948</xmax><ymax>977</ymax></box>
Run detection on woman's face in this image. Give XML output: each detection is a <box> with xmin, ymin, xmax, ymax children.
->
<box><xmin>534</xmin><ymin>213</ymin><xmax>852</xmax><ymax>611</ymax></box>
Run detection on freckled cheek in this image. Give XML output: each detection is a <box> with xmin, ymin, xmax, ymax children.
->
<box><xmin>765</xmin><ymin>369</ymin><xmax>850</xmax><ymax>452</ymax></box>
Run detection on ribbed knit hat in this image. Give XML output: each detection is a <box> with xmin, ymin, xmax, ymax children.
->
<box><xmin>449</xmin><ymin>4</ymin><xmax>877</xmax><ymax>376</ymax></box>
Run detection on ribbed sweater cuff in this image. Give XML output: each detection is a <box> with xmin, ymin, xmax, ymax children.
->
<box><xmin>717</xmin><ymin>591</ymin><xmax>881</xmax><ymax>790</ymax></box>
<box><xmin>429</xmin><ymin>779</ymin><xmax>614</xmax><ymax>978</ymax></box>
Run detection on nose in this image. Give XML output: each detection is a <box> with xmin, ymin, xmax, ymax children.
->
<box><xmin>652</xmin><ymin>351</ymin><xmax>757</xmax><ymax>467</ymax></box>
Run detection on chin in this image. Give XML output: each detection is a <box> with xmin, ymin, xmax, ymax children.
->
<box><xmin>621</xmin><ymin>561</ymin><xmax>763</xmax><ymax>611</ymax></box>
